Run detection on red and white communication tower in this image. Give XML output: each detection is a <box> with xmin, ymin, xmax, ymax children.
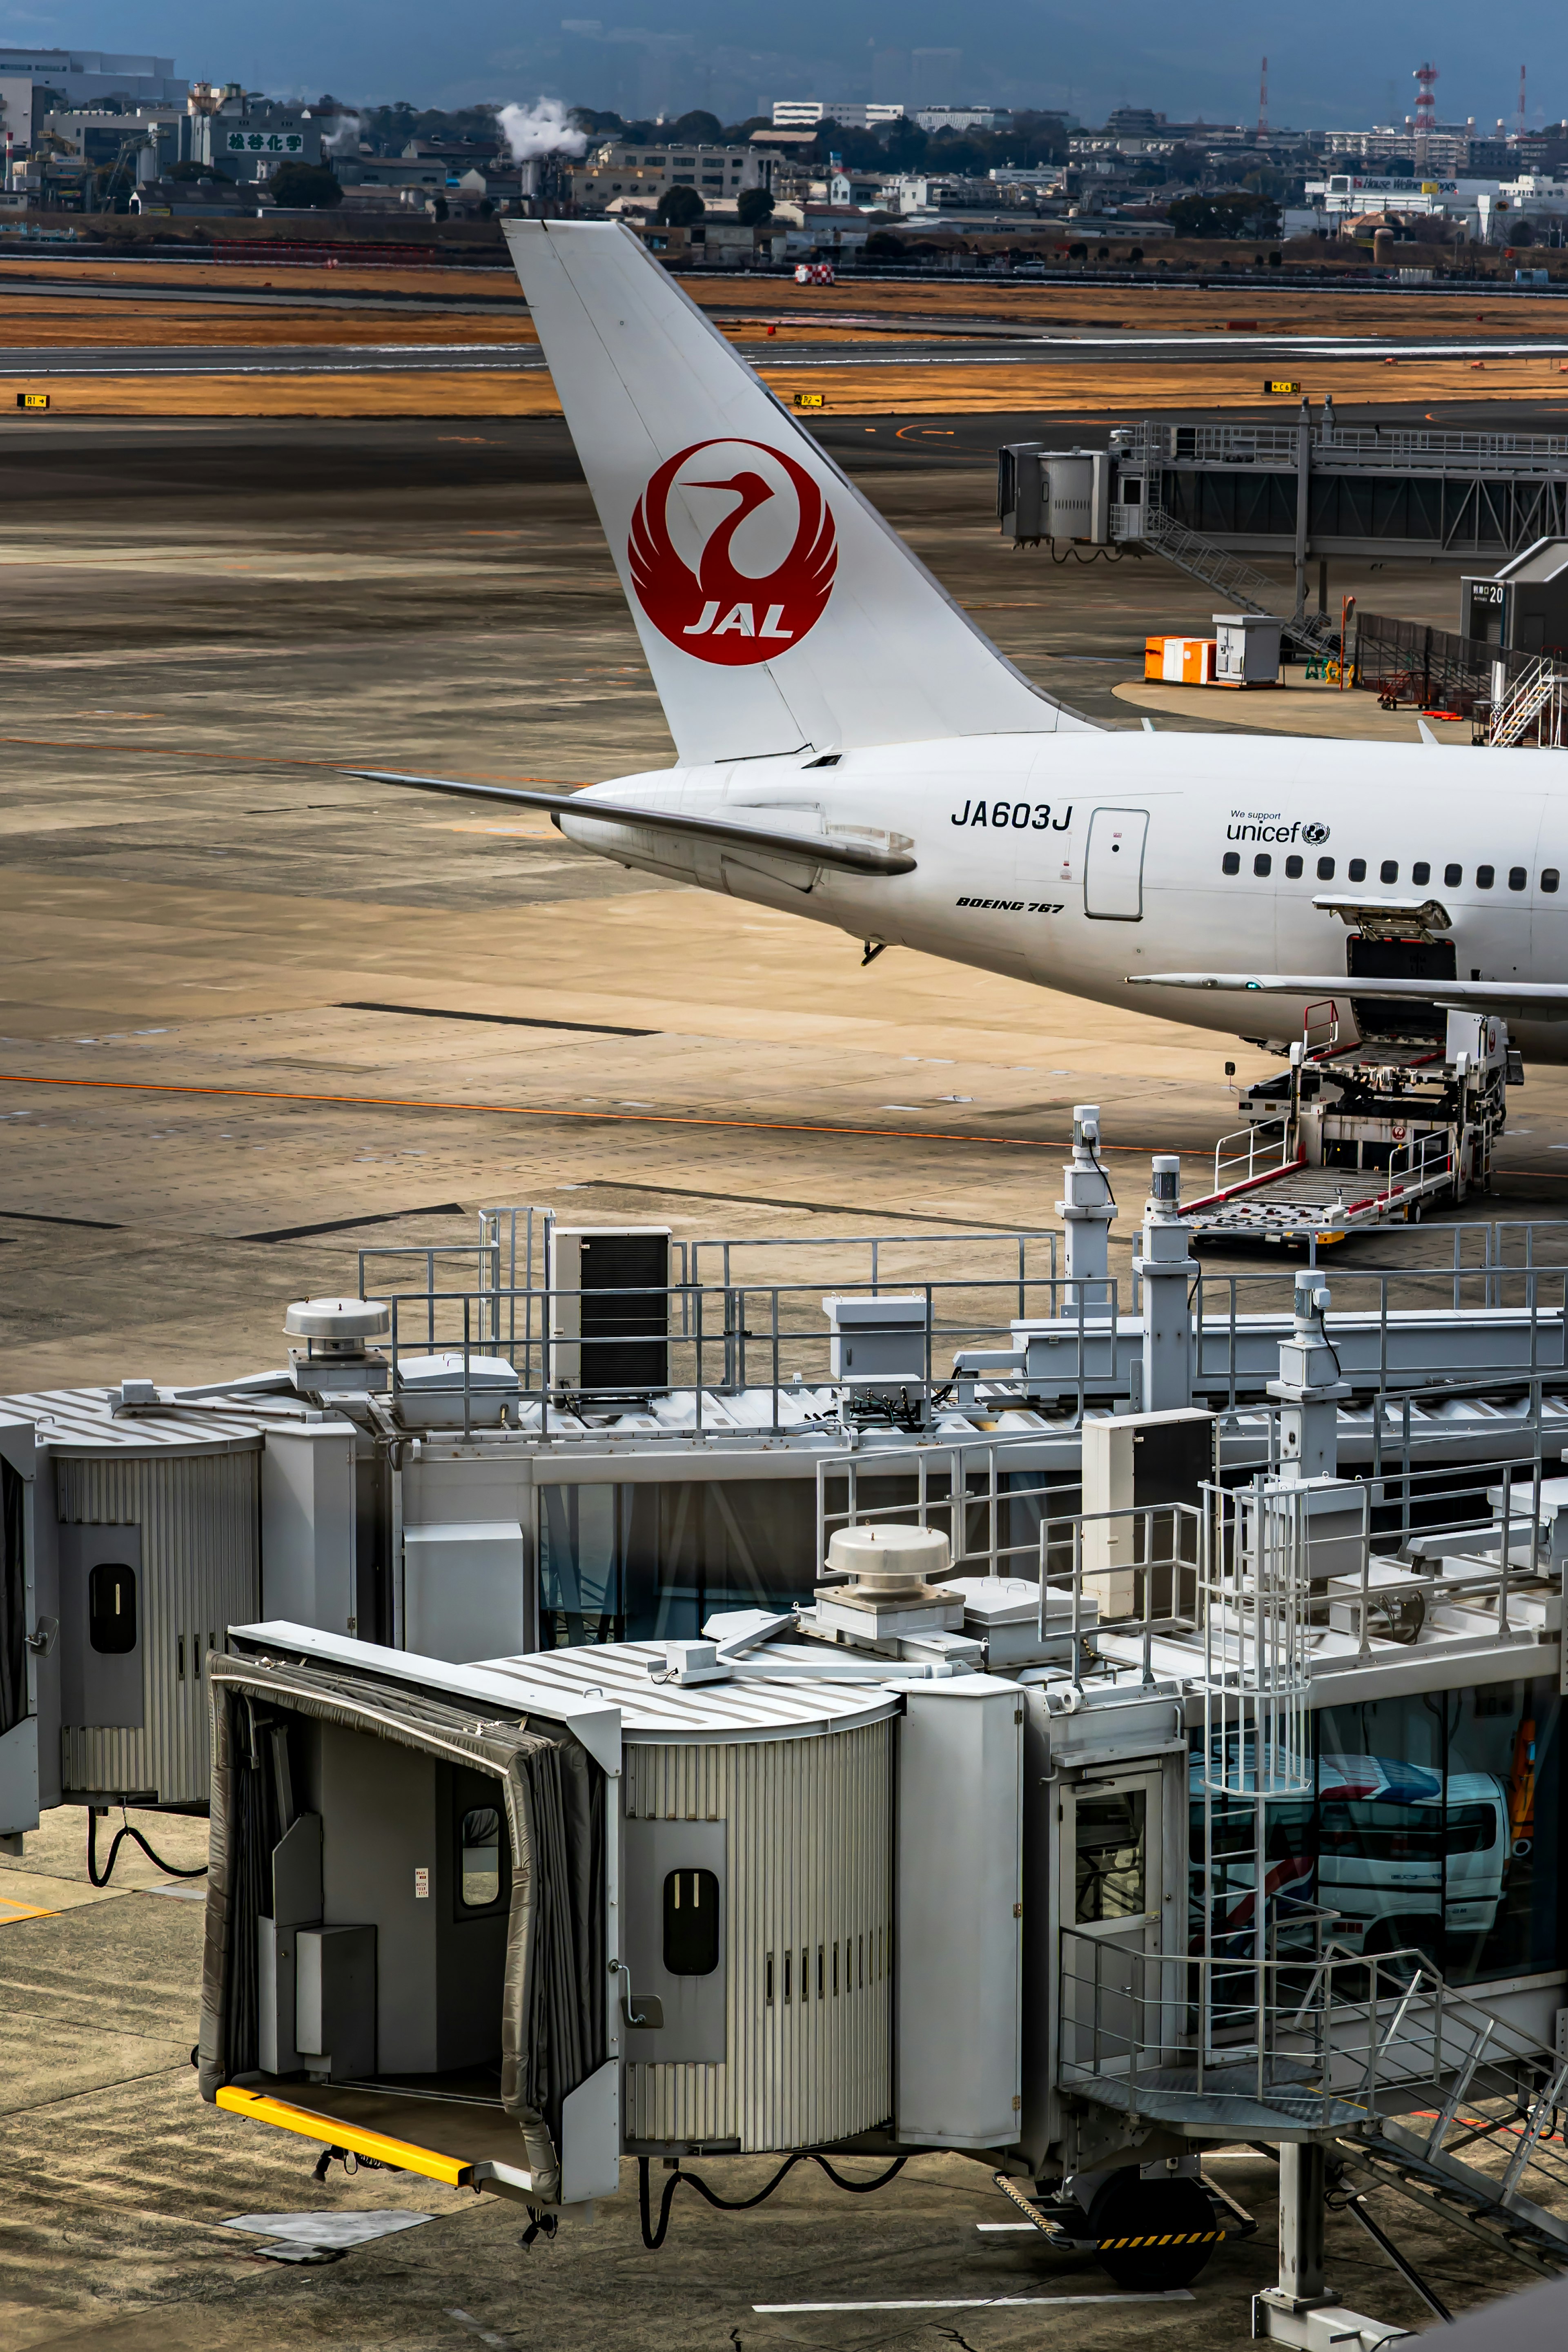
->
<box><xmin>1257</xmin><ymin>55</ymin><xmax>1268</xmax><ymax>139</ymax></box>
<box><xmin>1412</xmin><ymin>60</ymin><xmax>1438</xmax><ymax>167</ymax></box>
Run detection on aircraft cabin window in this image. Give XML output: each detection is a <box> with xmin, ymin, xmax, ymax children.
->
<box><xmin>1509</xmin><ymin>866</ymin><xmax>1527</xmax><ymax>891</ymax></box>
<box><xmin>1254</xmin><ymin>853</ymin><xmax>1272</xmax><ymax>877</ymax></box>
<box><xmin>1412</xmin><ymin>861</ymin><xmax>1431</xmax><ymax>884</ymax></box>
<box><xmin>1285</xmin><ymin>854</ymin><xmax>1303</xmax><ymax>879</ymax></box>
<box><xmin>1348</xmin><ymin>858</ymin><xmax>1367</xmax><ymax>882</ymax></box>
<box><xmin>1380</xmin><ymin>860</ymin><xmax>1398</xmax><ymax>884</ymax></box>
<box><xmin>1445</xmin><ymin>863</ymin><xmax>1462</xmax><ymax>886</ymax></box>
<box><xmin>1477</xmin><ymin>864</ymin><xmax>1495</xmax><ymax>889</ymax></box>
<box><xmin>1316</xmin><ymin>856</ymin><xmax>1334</xmax><ymax>880</ymax></box>
<box><xmin>1222</xmin><ymin>851</ymin><xmax>1240</xmax><ymax>875</ymax></box>
<box><xmin>1543</xmin><ymin>869</ymin><xmax>1560</xmax><ymax>893</ymax></box>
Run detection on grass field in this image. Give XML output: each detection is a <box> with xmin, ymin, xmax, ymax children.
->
<box><xmin>0</xmin><ymin>252</ymin><xmax>1566</xmax><ymax>417</ymax></box>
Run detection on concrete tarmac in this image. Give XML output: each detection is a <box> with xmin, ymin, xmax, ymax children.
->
<box><xmin>1</xmin><ymin>413</ymin><xmax>1564</xmax><ymax>2349</ymax></box>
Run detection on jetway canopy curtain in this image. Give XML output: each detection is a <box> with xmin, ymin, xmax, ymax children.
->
<box><xmin>0</xmin><ymin>1459</ymin><xmax>23</xmax><ymax>1738</ymax></box>
<box><xmin>198</xmin><ymin>1656</ymin><xmax>605</xmax><ymax>2192</ymax></box>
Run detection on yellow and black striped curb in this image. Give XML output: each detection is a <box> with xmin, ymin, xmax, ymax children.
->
<box><xmin>1098</xmin><ymin>2230</ymin><xmax>1226</xmax><ymax>2248</ymax></box>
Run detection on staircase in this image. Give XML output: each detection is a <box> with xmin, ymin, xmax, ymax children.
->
<box><xmin>1488</xmin><ymin>653</ymin><xmax>1568</xmax><ymax>748</ymax></box>
<box><xmin>1058</xmin><ymin>1930</ymin><xmax>1568</xmax><ymax>2279</ymax></box>
<box><xmin>1334</xmin><ymin>1987</ymin><xmax>1568</xmax><ymax>2279</ymax></box>
<box><xmin>1118</xmin><ymin>494</ymin><xmax>1345</xmax><ymax>664</ymax></box>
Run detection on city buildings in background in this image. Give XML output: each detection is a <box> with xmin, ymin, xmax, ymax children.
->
<box><xmin>1</xmin><ymin>41</ymin><xmax>1566</xmax><ymax>261</ymax></box>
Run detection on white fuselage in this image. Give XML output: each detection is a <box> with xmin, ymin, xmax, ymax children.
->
<box><xmin>563</xmin><ymin>730</ymin><xmax>1568</xmax><ymax>1062</ymax></box>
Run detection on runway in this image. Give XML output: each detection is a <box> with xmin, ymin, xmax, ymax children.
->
<box><xmin>6</xmin><ymin>332</ymin><xmax>1568</xmax><ymax>378</ymax></box>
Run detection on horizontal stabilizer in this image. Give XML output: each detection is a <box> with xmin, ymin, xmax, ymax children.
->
<box><xmin>342</xmin><ymin>768</ymin><xmax>917</xmax><ymax>876</ymax></box>
<box><xmin>1130</xmin><ymin>972</ymin><xmax>1568</xmax><ymax>1020</ymax></box>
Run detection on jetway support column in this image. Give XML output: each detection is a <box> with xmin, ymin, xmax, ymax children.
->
<box><xmin>1268</xmin><ymin>1273</ymin><xmax>1348</xmax><ymax>1482</ymax></box>
<box><xmin>1254</xmin><ymin>2144</ymin><xmax>1411</xmax><ymax>2349</ymax></box>
<box><xmin>1057</xmin><ymin>1105</ymin><xmax>1117</xmax><ymax>1307</ymax></box>
<box><xmin>1134</xmin><ymin>1156</ymin><xmax>1194</xmax><ymax>1413</ymax></box>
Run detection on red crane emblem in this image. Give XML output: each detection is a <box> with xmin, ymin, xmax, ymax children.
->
<box><xmin>628</xmin><ymin>439</ymin><xmax>837</xmax><ymax>667</ymax></box>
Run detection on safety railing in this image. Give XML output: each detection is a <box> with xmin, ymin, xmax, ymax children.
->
<box><xmin>1385</xmin><ymin>1127</ymin><xmax>1457</xmax><ymax>1200</ymax></box>
<box><xmin>1057</xmin><ymin>1925</ymin><xmax>1568</xmax><ymax>2220</ymax></box>
<box><xmin>350</xmin><ymin>1205</ymin><xmax>1568</xmax><ymax>1441</ymax></box>
<box><xmin>1125</xmin><ymin>419</ymin><xmax>1568</xmax><ymax>474</ymax></box>
<box><xmin>1040</xmin><ymin>1500</ymin><xmax>1203</xmax><ymax>1684</ymax></box>
<box><xmin>815</xmin><ymin>1435</ymin><xmax>1082</xmax><ymax>1587</ymax></box>
<box><xmin>1212</xmin><ymin>1116</ymin><xmax>1296</xmax><ymax>1197</ymax></box>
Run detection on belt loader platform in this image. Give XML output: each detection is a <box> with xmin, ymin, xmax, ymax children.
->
<box><xmin>1182</xmin><ymin>1009</ymin><xmax>1515</xmax><ymax>1245</ymax></box>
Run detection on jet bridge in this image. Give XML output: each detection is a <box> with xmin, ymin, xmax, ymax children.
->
<box><xmin>201</xmin><ymin>1363</ymin><xmax>1568</xmax><ymax>2337</ymax></box>
<box><xmin>5</xmin><ymin>1152</ymin><xmax>1568</xmax><ymax>2324</ymax></box>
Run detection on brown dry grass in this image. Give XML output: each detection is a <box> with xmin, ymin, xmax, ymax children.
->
<box><xmin>3</xmin><ymin>349</ymin><xmax>1566</xmax><ymax>420</ymax></box>
<box><xmin>0</xmin><ymin>256</ymin><xmax>512</xmax><ymax>298</ymax></box>
<box><xmin>0</xmin><ymin>299</ymin><xmax>537</xmax><ymax>347</ymax></box>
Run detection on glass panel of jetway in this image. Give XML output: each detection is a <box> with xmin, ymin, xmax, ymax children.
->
<box><xmin>1187</xmin><ymin>1675</ymin><xmax>1561</xmax><ymax>1992</ymax></box>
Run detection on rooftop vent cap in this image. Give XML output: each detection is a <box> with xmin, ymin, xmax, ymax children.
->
<box><xmin>283</xmin><ymin>1296</ymin><xmax>391</xmax><ymax>1350</ymax></box>
<box><xmin>826</xmin><ymin>1521</ymin><xmax>951</xmax><ymax>1594</ymax></box>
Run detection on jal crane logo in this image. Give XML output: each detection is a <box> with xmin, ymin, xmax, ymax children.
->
<box><xmin>628</xmin><ymin>439</ymin><xmax>837</xmax><ymax>667</ymax></box>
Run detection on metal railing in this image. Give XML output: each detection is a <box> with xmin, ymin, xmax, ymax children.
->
<box><xmin>1490</xmin><ymin>651</ymin><xmax>1568</xmax><ymax>747</ymax></box>
<box><xmin>1116</xmin><ymin>487</ymin><xmax>1343</xmax><ymax>660</ymax></box>
<box><xmin>1058</xmin><ymin>1926</ymin><xmax>1568</xmax><ymax>2195</ymax></box>
<box><xmin>1212</xmin><ymin>1116</ymin><xmax>1296</xmax><ymax>1197</ymax></box>
<box><xmin>350</xmin><ymin>1206</ymin><xmax>1568</xmax><ymax>1439</ymax></box>
<box><xmin>815</xmin><ymin>1434</ymin><xmax>1082</xmax><ymax>1587</ymax></box>
<box><xmin>1127</xmin><ymin>418</ymin><xmax>1568</xmax><ymax>476</ymax></box>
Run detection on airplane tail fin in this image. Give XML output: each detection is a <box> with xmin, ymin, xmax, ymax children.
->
<box><xmin>503</xmin><ymin>219</ymin><xmax>1096</xmax><ymax>766</ymax></box>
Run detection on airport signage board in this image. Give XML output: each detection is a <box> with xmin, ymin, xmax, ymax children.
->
<box><xmin>1263</xmin><ymin>379</ymin><xmax>1302</xmax><ymax>396</ymax></box>
<box><xmin>16</xmin><ymin>392</ymin><xmax>47</xmax><ymax>409</ymax></box>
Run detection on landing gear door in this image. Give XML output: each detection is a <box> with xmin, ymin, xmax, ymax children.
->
<box><xmin>1084</xmin><ymin>808</ymin><xmax>1149</xmax><ymax>920</ymax></box>
<box><xmin>1059</xmin><ymin>1768</ymin><xmax>1168</xmax><ymax>2082</ymax></box>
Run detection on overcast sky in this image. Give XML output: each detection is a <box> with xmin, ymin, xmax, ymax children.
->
<box><xmin>16</xmin><ymin>2</ymin><xmax>1564</xmax><ymax>131</ymax></box>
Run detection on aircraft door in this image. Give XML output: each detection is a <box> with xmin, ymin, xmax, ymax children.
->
<box><xmin>1084</xmin><ymin>808</ymin><xmax>1149</xmax><ymax>920</ymax></box>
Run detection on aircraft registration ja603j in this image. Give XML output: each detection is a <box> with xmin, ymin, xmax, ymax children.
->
<box><xmin>349</xmin><ymin>220</ymin><xmax>1568</xmax><ymax>1064</ymax></box>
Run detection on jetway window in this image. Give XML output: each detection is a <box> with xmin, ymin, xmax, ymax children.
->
<box><xmin>88</xmin><ymin>1561</ymin><xmax>137</xmax><ymax>1655</ymax></box>
<box><xmin>1222</xmin><ymin>853</ymin><xmax>1240</xmax><ymax>875</ymax></box>
<box><xmin>1445</xmin><ymin>864</ymin><xmax>1463</xmax><ymax>886</ymax></box>
<box><xmin>1348</xmin><ymin>858</ymin><xmax>1367</xmax><ymax>883</ymax></box>
<box><xmin>1254</xmin><ymin>854</ymin><xmax>1271</xmax><ymax>877</ymax></box>
<box><xmin>1285</xmin><ymin>855</ymin><xmax>1303</xmax><ymax>879</ymax></box>
<box><xmin>1075</xmin><ymin>1788</ymin><xmax>1146</xmax><ymax>1923</ymax></box>
<box><xmin>1380</xmin><ymin>861</ymin><xmax>1398</xmax><ymax>884</ymax></box>
<box><xmin>538</xmin><ymin>1476</ymin><xmax>820</xmax><ymax>1647</ymax></box>
<box><xmin>1477</xmin><ymin>866</ymin><xmax>1495</xmax><ymax>889</ymax></box>
<box><xmin>663</xmin><ymin>1869</ymin><xmax>720</xmax><ymax>1975</ymax></box>
<box><xmin>457</xmin><ymin>1806</ymin><xmax>503</xmax><ymax>1911</ymax></box>
<box><xmin>1413</xmin><ymin>862</ymin><xmax>1430</xmax><ymax>885</ymax></box>
<box><xmin>454</xmin><ymin>1771</ymin><xmax>510</xmax><ymax>1917</ymax></box>
<box><xmin>1543</xmin><ymin>870</ymin><xmax>1560</xmax><ymax>892</ymax></box>
<box><xmin>1509</xmin><ymin>867</ymin><xmax>1527</xmax><ymax>891</ymax></box>
<box><xmin>1189</xmin><ymin>1679</ymin><xmax>1562</xmax><ymax>1987</ymax></box>
<box><xmin>1316</xmin><ymin>857</ymin><xmax>1334</xmax><ymax>880</ymax></box>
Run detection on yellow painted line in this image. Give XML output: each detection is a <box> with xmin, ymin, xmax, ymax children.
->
<box><xmin>214</xmin><ymin>2083</ymin><xmax>474</xmax><ymax>2186</ymax></box>
<box><xmin>0</xmin><ymin>1895</ymin><xmax>56</xmax><ymax>1922</ymax></box>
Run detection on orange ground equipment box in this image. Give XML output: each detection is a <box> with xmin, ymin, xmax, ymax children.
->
<box><xmin>1145</xmin><ymin>635</ymin><xmax>1216</xmax><ymax>685</ymax></box>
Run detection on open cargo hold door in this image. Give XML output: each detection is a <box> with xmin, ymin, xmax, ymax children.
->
<box><xmin>1317</xmin><ymin>893</ymin><xmax>1457</xmax><ymax>1044</ymax></box>
<box><xmin>198</xmin><ymin>1650</ymin><xmax>614</xmax><ymax>2205</ymax></box>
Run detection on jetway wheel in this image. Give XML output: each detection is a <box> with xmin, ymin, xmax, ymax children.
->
<box><xmin>1086</xmin><ymin>2169</ymin><xmax>1222</xmax><ymax>2290</ymax></box>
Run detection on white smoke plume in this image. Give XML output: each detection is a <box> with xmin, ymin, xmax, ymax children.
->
<box><xmin>323</xmin><ymin>112</ymin><xmax>362</xmax><ymax>154</ymax></box>
<box><xmin>496</xmin><ymin>98</ymin><xmax>588</xmax><ymax>163</ymax></box>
